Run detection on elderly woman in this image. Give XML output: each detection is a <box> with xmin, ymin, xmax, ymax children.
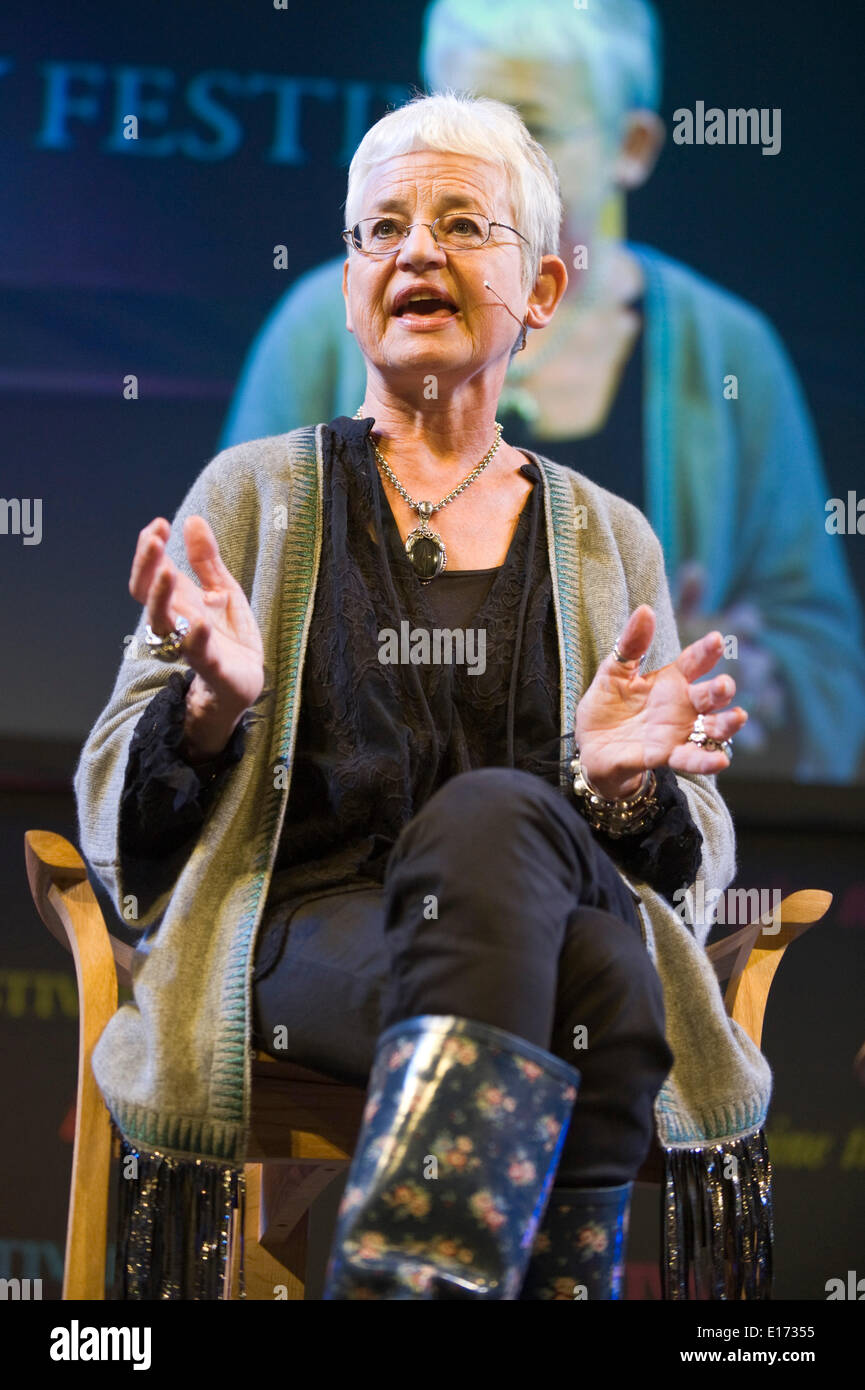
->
<box><xmin>75</xmin><ymin>92</ymin><xmax>772</xmax><ymax>1302</ymax></box>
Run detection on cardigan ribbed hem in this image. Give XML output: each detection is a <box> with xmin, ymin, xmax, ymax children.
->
<box><xmin>106</xmin><ymin>1094</ymin><xmax>248</xmax><ymax>1165</ymax></box>
<box><xmin>102</xmin><ymin>1090</ymin><xmax>770</xmax><ymax>1166</ymax></box>
<box><xmin>655</xmin><ymin>1094</ymin><xmax>770</xmax><ymax>1147</ymax></box>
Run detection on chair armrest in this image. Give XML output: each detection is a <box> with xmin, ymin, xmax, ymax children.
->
<box><xmin>706</xmin><ymin>889</ymin><xmax>832</xmax><ymax>1050</ymax></box>
<box><xmin>25</xmin><ymin>830</ymin><xmax>134</xmax><ymax>989</ymax></box>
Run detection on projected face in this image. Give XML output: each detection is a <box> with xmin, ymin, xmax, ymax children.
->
<box><xmin>342</xmin><ymin>151</ymin><xmax>532</xmax><ymax>382</ymax></box>
<box><xmin>434</xmin><ymin>54</ymin><xmax>618</xmax><ymax>236</ymax></box>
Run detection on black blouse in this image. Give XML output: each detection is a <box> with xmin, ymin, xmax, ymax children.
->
<box><xmin>118</xmin><ymin>415</ymin><xmax>701</xmax><ymax>973</ymax></box>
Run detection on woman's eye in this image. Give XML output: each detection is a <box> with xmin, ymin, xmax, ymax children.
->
<box><xmin>372</xmin><ymin>219</ymin><xmax>399</xmax><ymax>238</ymax></box>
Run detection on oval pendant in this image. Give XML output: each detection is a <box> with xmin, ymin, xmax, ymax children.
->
<box><xmin>406</xmin><ymin>528</ymin><xmax>447</xmax><ymax>582</ymax></box>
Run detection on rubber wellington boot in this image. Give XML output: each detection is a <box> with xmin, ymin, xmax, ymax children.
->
<box><xmin>322</xmin><ymin>1014</ymin><xmax>580</xmax><ymax>1300</ymax></box>
<box><xmin>518</xmin><ymin>1182</ymin><xmax>633</xmax><ymax>1300</ymax></box>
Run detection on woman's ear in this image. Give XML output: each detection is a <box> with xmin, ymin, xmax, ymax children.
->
<box><xmin>525</xmin><ymin>254</ymin><xmax>569</xmax><ymax>331</ymax></box>
<box><xmin>613</xmin><ymin>110</ymin><xmax>666</xmax><ymax>190</ymax></box>
<box><xmin>342</xmin><ymin>258</ymin><xmax>354</xmax><ymax>334</ymax></box>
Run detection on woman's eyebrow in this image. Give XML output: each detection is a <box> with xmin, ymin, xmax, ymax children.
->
<box><xmin>365</xmin><ymin>192</ymin><xmax>488</xmax><ymax>216</ymax></box>
<box><xmin>367</xmin><ymin>196</ymin><xmax>409</xmax><ymax>215</ymax></box>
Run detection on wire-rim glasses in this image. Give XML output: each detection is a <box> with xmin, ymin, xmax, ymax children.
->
<box><xmin>342</xmin><ymin>211</ymin><xmax>529</xmax><ymax>257</ymax></box>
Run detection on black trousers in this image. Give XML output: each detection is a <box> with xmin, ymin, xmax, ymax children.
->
<box><xmin>253</xmin><ymin>768</ymin><xmax>674</xmax><ymax>1187</ymax></box>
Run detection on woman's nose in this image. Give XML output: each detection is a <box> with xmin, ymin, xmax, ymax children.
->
<box><xmin>394</xmin><ymin>223</ymin><xmax>447</xmax><ymax>269</ymax></box>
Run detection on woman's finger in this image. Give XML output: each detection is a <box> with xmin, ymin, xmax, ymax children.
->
<box><xmin>667</xmin><ymin>705</ymin><xmax>748</xmax><ymax>773</ymax></box>
<box><xmin>129</xmin><ymin>518</ymin><xmax>171</xmax><ymax>603</ymax></box>
<box><xmin>668</xmin><ymin>742</ymin><xmax>732</xmax><ymax>776</ymax></box>
<box><xmin>688</xmin><ymin>673</ymin><xmax>737</xmax><ymax>714</ymax></box>
<box><xmin>145</xmin><ymin>561</ymin><xmax>185</xmax><ymax>637</ymax></box>
<box><xmin>609</xmin><ymin>604</ymin><xmax>655</xmax><ymax>666</ymax></box>
<box><xmin>675</xmin><ymin>629</ymin><xmax>725</xmax><ymax>683</ymax></box>
<box><xmin>669</xmin><ymin>750</ymin><xmax>731</xmax><ymax>777</ymax></box>
<box><xmin>178</xmin><ymin>614</ymin><xmax>216</xmax><ymax>680</ymax></box>
<box><xmin>694</xmin><ymin>707</ymin><xmax>749</xmax><ymax>741</ymax></box>
<box><xmin>183</xmin><ymin>515</ymin><xmax>235</xmax><ymax>592</ymax></box>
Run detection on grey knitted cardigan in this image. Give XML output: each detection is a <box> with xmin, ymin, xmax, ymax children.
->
<box><xmin>74</xmin><ymin>424</ymin><xmax>774</xmax><ymax>1299</ymax></box>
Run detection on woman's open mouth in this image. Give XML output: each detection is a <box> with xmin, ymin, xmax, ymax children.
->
<box><xmin>392</xmin><ymin>292</ymin><xmax>459</xmax><ymax>327</ymax></box>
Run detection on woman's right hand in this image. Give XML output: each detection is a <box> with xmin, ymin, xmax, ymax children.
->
<box><xmin>129</xmin><ymin>515</ymin><xmax>265</xmax><ymax>758</ymax></box>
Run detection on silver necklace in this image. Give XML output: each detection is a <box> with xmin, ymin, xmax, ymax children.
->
<box><xmin>354</xmin><ymin>409</ymin><xmax>504</xmax><ymax>582</ymax></box>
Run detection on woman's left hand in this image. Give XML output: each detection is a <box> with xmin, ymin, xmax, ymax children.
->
<box><xmin>574</xmin><ymin>604</ymin><xmax>748</xmax><ymax>799</ymax></box>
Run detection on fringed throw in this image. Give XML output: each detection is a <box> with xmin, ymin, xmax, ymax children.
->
<box><xmin>662</xmin><ymin>1128</ymin><xmax>773</xmax><ymax>1300</ymax></box>
<box><xmin>112</xmin><ymin>1134</ymin><xmax>245</xmax><ymax>1300</ymax></box>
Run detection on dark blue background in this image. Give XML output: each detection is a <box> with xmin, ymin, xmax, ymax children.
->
<box><xmin>1</xmin><ymin>0</ymin><xmax>864</xmax><ymax>1304</ymax></box>
<box><xmin>1</xmin><ymin>0</ymin><xmax>863</xmax><ymax>742</ymax></box>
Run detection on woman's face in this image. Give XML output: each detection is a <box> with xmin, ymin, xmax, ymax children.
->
<box><xmin>342</xmin><ymin>150</ymin><xmax>534</xmax><ymax>386</ymax></box>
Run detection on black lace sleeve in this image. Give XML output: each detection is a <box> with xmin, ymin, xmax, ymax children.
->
<box><xmin>571</xmin><ymin>763</ymin><xmax>703</xmax><ymax>904</ymax></box>
<box><xmin>119</xmin><ymin>669</ymin><xmax>247</xmax><ymax>860</ymax></box>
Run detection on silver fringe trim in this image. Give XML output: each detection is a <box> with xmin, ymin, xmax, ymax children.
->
<box><xmin>662</xmin><ymin>1128</ymin><xmax>773</xmax><ymax>1299</ymax></box>
<box><xmin>112</xmin><ymin>1133</ymin><xmax>245</xmax><ymax>1300</ymax></box>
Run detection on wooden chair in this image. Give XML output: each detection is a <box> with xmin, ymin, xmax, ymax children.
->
<box><xmin>24</xmin><ymin>828</ymin><xmax>832</xmax><ymax>1300</ymax></box>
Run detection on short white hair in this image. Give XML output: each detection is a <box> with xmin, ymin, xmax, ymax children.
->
<box><xmin>344</xmin><ymin>90</ymin><xmax>563</xmax><ymax>297</ymax></box>
<box><xmin>422</xmin><ymin>0</ymin><xmax>662</xmax><ymax>131</ymax></box>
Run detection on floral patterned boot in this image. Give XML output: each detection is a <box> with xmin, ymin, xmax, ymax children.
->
<box><xmin>322</xmin><ymin>1014</ymin><xmax>580</xmax><ymax>1300</ymax></box>
<box><xmin>518</xmin><ymin>1183</ymin><xmax>633</xmax><ymax>1300</ymax></box>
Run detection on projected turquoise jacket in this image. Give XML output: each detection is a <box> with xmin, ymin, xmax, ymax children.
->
<box><xmin>219</xmin><ymin>244</ymin><xmax>865</xmax><ymax>782</ymax></box>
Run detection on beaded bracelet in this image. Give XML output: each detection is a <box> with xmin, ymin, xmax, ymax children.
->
<box><xmin>569</xmin><ymin>751</ymin><xmax>660</xmax><ymax>838</ymax></box>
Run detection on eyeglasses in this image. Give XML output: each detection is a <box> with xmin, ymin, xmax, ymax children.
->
<box><xmin>342</xmin><ymin>212</ymin><xmax>529</xmax><ymax>257</ymax></box>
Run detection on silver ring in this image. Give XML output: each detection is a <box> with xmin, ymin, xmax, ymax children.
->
<box><xmin>687</xmin><ymin>713</ymin><xmax>733</xmax><ymax>760</ymax></box>
<box><xmin>687</xmin><ymin>713</ymin><xmax>707</xmax><ymax>742</ymax></box>
<box><xmin>612</xmin><ymin>642</ymin><xmax>646</xmax><ymax>667</ymax></box>
<box><xmin>144</xmin><ymin>615</ymin><xmax>190</xmax><ymax>661</ymax></box>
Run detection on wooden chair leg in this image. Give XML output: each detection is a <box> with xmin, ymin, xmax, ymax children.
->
<box><xmin>230</xmin><ymin>1161</ymin><xmax>347</xmax><ymax>1300</ymax></box>
<box><xmin>24</xmin><ymin>832</ymin><xmax>120</xmax><ymax>1299</ymax></box>
<box><xmin>228</xmin><ymin>1164</ymin><xmax>298</xmax><ymax>1300</ymax></box>
<box><xmin>58</xmin><ymin>876</ymin><xmax>117</xmax><ymax>1300</ymax></box>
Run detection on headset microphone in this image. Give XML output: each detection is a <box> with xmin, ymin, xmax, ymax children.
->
<box><xmin>483</xmin><ymin>281</ymin><xmax>528</xmax><ymax>351</ymax></box>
